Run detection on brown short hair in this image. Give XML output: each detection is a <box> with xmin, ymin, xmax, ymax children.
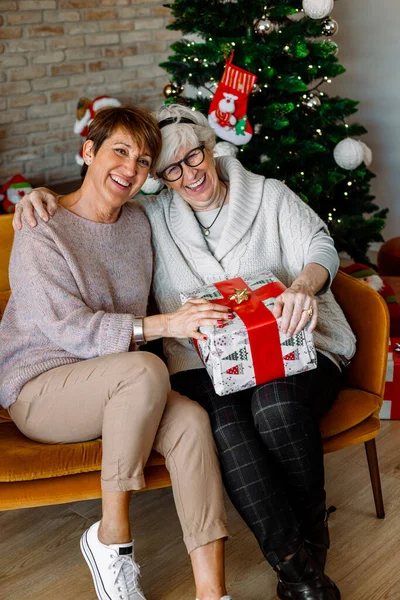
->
<box><xmin>81</xmin><ymin>105</ymin><xmax>162</xmax><ymax>178</ymax></box>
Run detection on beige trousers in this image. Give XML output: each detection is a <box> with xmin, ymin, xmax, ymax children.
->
<box><xmin>9</xmin><ymin>351</ymin><xmax>228</xmax><ymax>553</ymax></box>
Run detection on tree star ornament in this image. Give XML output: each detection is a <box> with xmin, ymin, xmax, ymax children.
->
<box><xmin>302</xmin><ymin>0</ymin><xmax>334</xmax><ymax>20</ymax></box>
<box><xmin>321</xmin><ymin>18</ymin><xmax>339</xmax><ymax>36</ymax></box>
<box><xmin>333</xmin><ymin>138</ymin><xmax>364</xmax><ymax>170</ymax></box>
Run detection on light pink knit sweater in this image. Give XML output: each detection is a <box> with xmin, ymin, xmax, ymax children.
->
<box><xmin>0</xmin><ymin>203</ymin><xmax>152</xmax><ymax>409</ymax></box>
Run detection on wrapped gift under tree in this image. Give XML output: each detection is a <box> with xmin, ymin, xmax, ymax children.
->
<box><xmin>181</xmin><ymin>271</ymin><xmax>317</xmax><ymax>396</ymax></box>
<box><xmin>380</xmin><ymin>338</ymin><xmax>400</xmax><ymax>420</ymax></box>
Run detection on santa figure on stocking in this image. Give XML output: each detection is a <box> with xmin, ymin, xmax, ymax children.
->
<box><xmin>208</xmin><ymin>54</ymin><xmax>257</xmax><ymax>146</ymax></box>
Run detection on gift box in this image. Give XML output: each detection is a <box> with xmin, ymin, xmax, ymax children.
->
<box><xmin>181</xmin><ymin>271</ymin><xmax>317</xmax><ymax>396</ymax></box>
<box><xmin>379</xmin><ymin>338</ymin><xmax>400</xmax><ymax>420</ymax></box>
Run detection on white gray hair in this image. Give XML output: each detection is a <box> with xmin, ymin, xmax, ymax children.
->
<box><xmin>153</xmin><ymin>104</ymin><xmax>216</xmax><ymax>177</ymax></box>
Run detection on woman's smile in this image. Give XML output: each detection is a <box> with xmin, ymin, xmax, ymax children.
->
<box><xmin>185</xmin><ymin>173</ymin><xmax>207</xmax><ymax>192</ymax></box>
<box><xmin>109</xmin><ymin>173</ymin><xmax>132</xmax><ymax>190</ymax></box>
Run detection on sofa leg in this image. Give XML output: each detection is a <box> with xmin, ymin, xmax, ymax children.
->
<box><xmin>364</xmin><ymin>438</ymin><xmax>385</xmax><ymax>519</ymax></box>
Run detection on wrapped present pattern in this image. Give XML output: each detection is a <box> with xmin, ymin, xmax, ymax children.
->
<box><xmin>181</xmin><ymin>271</ymin><xmax>317</xmax><ymax>396</ymax></box>
<box><xmin>380</xmin><ymin>338</ymin><xmax>400</xmax><ymax>420</ymax></box>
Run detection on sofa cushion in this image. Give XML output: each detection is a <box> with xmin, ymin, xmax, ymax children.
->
<box><xmin>0</xmin><ymin>421</ymin><xmax>165</xmax><ymax>483</ymax></box>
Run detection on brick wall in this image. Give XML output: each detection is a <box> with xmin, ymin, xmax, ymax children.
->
<box><xmin>0</xmin><ymin>0</ymin><xmax>180</xmax><ymax>186</ymax></box>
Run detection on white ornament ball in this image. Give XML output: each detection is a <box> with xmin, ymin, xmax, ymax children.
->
<box><xmin>359</xmin><ymin>141</ymin><xmax>373</xmax><ymax>167</ymax></box>
<box><xmin>333</xmin><ymin>138</ymin><xmax>364</xmax><ymax>170</ymax></box>
<box><xmin>213</xmin><ymin>142</ymin><xmax>239</xmax><ymax>159</ymax></box>
<box><xmin>140</xmin><ymin>175</ymin><xmax>164</xmax><ymax>194</ymax></box>
<box><xmin>302</xmin><ymin>0</ymin><xmax>334</xmax><ymax>20</ymax></box>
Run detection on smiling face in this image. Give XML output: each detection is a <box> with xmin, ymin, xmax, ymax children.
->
<box><xmin>162</xmin><ymin>145</ymin><xmax>223</xmax><ymax>212</ymax></box>
<box><xmin>83</xmin><ymin>127</ymin><xmax>152</xmax><ymax>210</ymax></box>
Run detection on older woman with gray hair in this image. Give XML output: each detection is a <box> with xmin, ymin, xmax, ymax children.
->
<box><xmin>15</xmin><ymin>103</ymin><xmax>355</xmax><ymax>600</ymax></box>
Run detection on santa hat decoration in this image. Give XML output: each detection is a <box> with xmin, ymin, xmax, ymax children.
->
<box><xmin>341</xmin><ymin>262</ymin><xmax>400</xmax><ymax>336</ymax></box>
<box><xmin>74</xmin><ymin>96</ymin><xmax>122</xmax><ymax>165</ymax></box>
<box><xmin>341</xmin><ymin>263</ymin><xmax>384</xmax><ymax>292</ymax></box>
<box><xmin>0</xmin><ymin>174</ymin><xmax>32</xmax><ymax>214</ymax></box>
<box><xmin>74</xmin><ymin>96</ymin><xmax>121</xmax><ymax>136</ymax></box>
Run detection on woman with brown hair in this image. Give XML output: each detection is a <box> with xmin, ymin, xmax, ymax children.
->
<box><xmin>1</xmin><ymin>106</ymin><xmax>234</xmax><ymax>600</ymax></box>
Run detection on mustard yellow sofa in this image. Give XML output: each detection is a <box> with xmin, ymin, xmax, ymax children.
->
<box><xmin>0</xmin><ymin>213</ymin><xmax>389</xmax><ymax>516</ymax></box>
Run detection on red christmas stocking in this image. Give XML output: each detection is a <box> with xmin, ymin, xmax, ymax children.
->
<box><xmin>208</xmin><ymin>54</ymin><xmax>257</xmax><ymax>146</ymax></box>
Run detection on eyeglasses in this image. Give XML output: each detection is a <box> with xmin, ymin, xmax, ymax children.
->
<box><xmin>157</xmin><ymin>145</ymin><xmax>205</xmax><ymax>182</ymax></box>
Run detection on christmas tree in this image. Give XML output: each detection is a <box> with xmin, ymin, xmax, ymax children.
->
<box><xmin>160</xmin><ymin>0</ymin><xmax>388</xmax><ymax>263</ymax></box>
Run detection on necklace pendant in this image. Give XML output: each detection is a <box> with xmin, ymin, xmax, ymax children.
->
<box><xmin>204</xmin><ymin>228</ymin><xmax>210</xmax><ymax>237</ymax></box>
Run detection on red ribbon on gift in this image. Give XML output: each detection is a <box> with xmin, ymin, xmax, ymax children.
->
<box><xmin>195</xmin><ymin>276</ymin><xmax>286</xmax><ymax>385</ymax></box>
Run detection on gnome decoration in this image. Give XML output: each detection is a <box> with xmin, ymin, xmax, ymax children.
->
<box><xmin>208</xmin><ymin>54</ymin><xmax>257</xmax><ymax>146</ymax></box>
<box><xmin>341</xmin><ymin>263</ymin><xmax>400</xmax><ymax>337</ymax></box>
<box><xmin>74</xmin><ymin>96</ymin><xmax>121</xmax><ymax>166</ymax></box>
<box><xmin>0</xmin><ymin>174</ymin><xmax>32</xmax><ymax>214</ymax></box>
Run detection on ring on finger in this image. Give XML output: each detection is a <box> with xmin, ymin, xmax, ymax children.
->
<box><xmin>302</xmin><ymin>306</ymin><xmax>313</xmax><ymax>319</ymax></box>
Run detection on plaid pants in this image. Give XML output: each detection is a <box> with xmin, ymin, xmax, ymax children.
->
<box><xmin>170</xmin><ymin>352</ymin><xmax>342</xmax><ymax>567</ymax></box>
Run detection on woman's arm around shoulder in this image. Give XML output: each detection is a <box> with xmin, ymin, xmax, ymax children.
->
<box><xmin>12</xmin><ymin>187</ymin><xmax>59</xmax><ymax>230</ymax></box>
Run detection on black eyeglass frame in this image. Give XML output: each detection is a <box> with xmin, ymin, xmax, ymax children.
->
<box><xmin>157</xmin><ymin>144</ymin><xmax>206</xmax><ymax>182</ymax></box>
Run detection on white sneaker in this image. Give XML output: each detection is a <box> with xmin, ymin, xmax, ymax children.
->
<box><xmin>80</xmin><ymin>521</ymin><xmax>146</xmax><ymax>600</ymax></box>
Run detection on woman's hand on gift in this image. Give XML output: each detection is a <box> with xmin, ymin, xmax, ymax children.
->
<box><xmin>12</xmin><ymin>187</ymin><xmax>59</xmax><ymax>231</ymax></box>
<box><xmin>273</xmin><ymin>281</ymin><xmax>318</xmax><ymax>336</ymax></box>
<box><xmin>144</xmin><ymin>299</ymin><xmax>233</xmax><ymax>342</ymax></box>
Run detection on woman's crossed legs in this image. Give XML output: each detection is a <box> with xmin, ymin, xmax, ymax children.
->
<box><xmin>171</xmin><ymin>352</ymin><xmax>342</xmax><ymax>567</ymax></box>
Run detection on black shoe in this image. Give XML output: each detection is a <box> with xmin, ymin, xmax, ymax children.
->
<box><xmin>304</xmin><ymin>506</ymin><xmax>336</xmax><ymax>571</ymax></box>
<box><xmin>275</xmin><ymin>546</ymin><xmax>341</xmax><ymax>600</ymax></box>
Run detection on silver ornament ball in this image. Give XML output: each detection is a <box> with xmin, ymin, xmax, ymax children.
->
<box><xmin>254</xmin><ymin>17</ymin><xmax>274</xmax><ymax>36</ymax></box>
<box><xmin>302</xmin><ymin>92</ymin><xmax>321</xmax><ymax>110</ymax></box>
<box><xmin>321</xmin><ymin>18</ymin><xmax>339</xmax><ymax>36</ymax></box>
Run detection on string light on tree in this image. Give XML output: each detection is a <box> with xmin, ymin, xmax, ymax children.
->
<box><xmin>302</xmin><ymin>0</ymin><xmax>334</xmax><ymax>20</ymax></box>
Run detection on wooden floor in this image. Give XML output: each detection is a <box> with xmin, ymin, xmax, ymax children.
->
<box><xmin>1</xmin><ymin>421</ymin><xmax>400</xmax><ymax>600</ymax></box>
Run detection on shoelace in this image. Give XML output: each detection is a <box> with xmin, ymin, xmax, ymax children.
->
<box><xmin>109</xmin><ymin>554</ymin><xmax>142</xmax><ymax>600</ymax></box>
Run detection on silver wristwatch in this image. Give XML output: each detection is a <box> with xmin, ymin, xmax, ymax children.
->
<box><xmin>132</xmin><ymin>317</ymin><xmax>146</xmax><ymax>345</ymax></box>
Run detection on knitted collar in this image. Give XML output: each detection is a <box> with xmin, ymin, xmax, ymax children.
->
<box><xmin>167</xmin><ymin>156</ymin><xmax>265</xmax><ymax>267</ymax></box>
